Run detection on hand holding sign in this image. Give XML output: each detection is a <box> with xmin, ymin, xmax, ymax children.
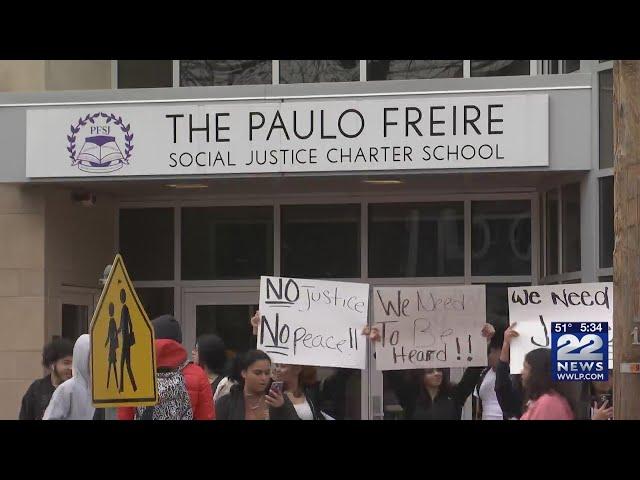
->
<box><xmin>507</xmin><ymin>283</ymin><xmax>613</xmax><ymax>373</ymax></box>
<box><xmin>361</xmin><ymin>326</ymin><xmax>381</xmax><ymax>342</ymax></box>
<box><xmin>504</xmin><ymin>322</ymin><xmax>519</xmax><ymax>343</ymax></box>
<box><xmin>251</xmin><ymin>310</ymin><xmax>260</xmax><ymax>335</ymax></box>
<box><xmin>258</xmin><ymin>276</ymin><xmax>369</xmax><ymax>369</ymax></box>
<box><xmin>481</xmin><ymin>323</ymin><xmax>496</xmax><ymax>341</ymax></box>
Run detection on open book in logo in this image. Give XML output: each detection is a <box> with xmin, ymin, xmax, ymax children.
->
<box><xmin>76</xmin><ymin>135</ymin><xmax>126</xmax><ymax>173</ymax></box>
<box><xmin>68</xmin><ymin>112</ymin><xmax>134</xmax><ymax>174</ymax></box>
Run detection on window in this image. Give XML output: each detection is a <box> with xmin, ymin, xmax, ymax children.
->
<box><xmin>61</xmin><ymin>304</ymin><xmax>89</xmax><ymax>343</ymax></box>
<box><xmin>484</xmin><ymin>283</ymin><xmax>529</xmax><ymax>331</ymax></box>
<box><xmin>599</xmin><ymin>69</ymin><xmax>614</xmax><ymax>169</ymax></box>
<box><xmin>470</xmin><ymin>60</ymin><xmax>530</xmax><ymax>77</ymax></box>
<box><xmin>196</xmin><ymin>305</ymin><xmax>256</xmax><ymax>355</ymax></box>
<box><xmin>368</xmin><ymin>202</ymin><xmax>464</xmax><ymax>277</ymax></box>
<box><xmin>136</xmin><ymin>288</ymin><xmax>174</xmax><ymax>319</ymax></box>
<box><xmin>599</xmin><ymin>176</ymin><xmax>614</xmax><ymax>269</ymax></box>
<box><xmin>563</xmin><ymin>60</ymin><xmax>580</xmax><ymax>73</ymax></box>
<box><xmin>181</xmin><ymin>206</ymin><xmax>273</xmax><ymax>280</ymax></box>
<box><xmin>279</xmin><ymin>60</ymin><xmax>359</xmax><ymax>84</ymax></box>
<box><xmin>117</xmin><ymin>60</ymin><xmax>173</xmax><ymax>89</ymax></box>
<box><xmin>472</xmin><ymin>201</ymin><xmax>531</xmax><ymax>276</ymax></box>
<box><xmin>366</xmin><ymin>60</ymin><xmax>463</xmax><ymax>80</ymax></box>
<box><xmin>281</xmin><ymin>204</ymin><xmax>360</xmax><ymax>278</ymax></box>
<box><xmin>543</xmin><ymin>61</ymin><xmax>580</xmax><ymax>75</ymax></box>
<box><xmin>545</xmin><ymin>189</ymin><xmax>559</xmax><ymax>276</ymax></box>
<box><xmin>562</xmin><ymin>183</ymin><xmax>581</xmax><ymax>272</ymax></box>
<box><xmin>179</xmin><ymin>60</ymin><xmax>272</xmax><ymax>86</ymax></box>
<box><xmin>119</xmin><ymin>208</ymin><xmax>174</xmax><ymax>281</ymax></box>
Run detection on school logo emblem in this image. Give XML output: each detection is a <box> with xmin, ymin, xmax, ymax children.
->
<box><xmin>67</xmin><ymin>112</ymin><xmax>134</xmax><ymax>173</ymax></box>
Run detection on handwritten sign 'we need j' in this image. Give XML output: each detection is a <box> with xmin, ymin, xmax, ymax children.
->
<box><xmin>372</xmin><ymin>285</ymin><xmax>487</xmax><ymax>370</ymax></box>
<box><xmin>258</xmin><ymin>276</ymin><xmax>369</xmax><ymax>369</ymax></box>
<box><xmin>508</xmin><ymin>283</ymin><xmax>613</xmax><ymax>373</ymax></box>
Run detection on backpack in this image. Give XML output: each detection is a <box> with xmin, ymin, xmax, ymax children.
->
<box><xmin>136</xmin><ymin>363</ymin><xmax>193</xmax><ymax>420</ymax></box>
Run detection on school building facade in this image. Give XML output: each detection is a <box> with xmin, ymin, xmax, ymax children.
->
<box><xmin>0</xmin><ymin>60</ymin><xmax>615</xmax><ymax>419</ymax></box>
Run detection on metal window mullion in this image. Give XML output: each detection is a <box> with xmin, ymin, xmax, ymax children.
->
<box><xmin>542</xmin><ymin>192</ymin><xmax>547</xmax><ymax>280</ymax></box>
<box><xmin>530</xmin><ymin>60</ymin><xmax>538</xmax><ymax>76</ymax></box>
<box><xmin>463</xmin><ymin>60</ymin><xmax>471</xmax><ymax>78</ymax></box>
<box><xmin>361</xmin><ymin>200</ymin><xmax>368</xmax><ymax>281</ymax></box>
<box><xmin>273</xmin><ymin>201</ymin><xmax>281</xmax><ymax>276</ymax></box>
<box><xmin>558</xmin><ymin>187</ymin><xmax>563</xmax><ymax>275</ymax></box>
<box><xmin>464</xmin><ymin>199</ymin><xmax>472</xmax><ymax>284</ymax></box>
<box><xmin>173</xmin><ymin>60</ymin><xmax>180</xmax><ymax>87</ymax></box>
<box><xmin>360</xmin><ymin>60</ymin><xmax>367</xmax><ymax>82</ymax></box>
<box><xmin>114</xmin><ymin>201</ymin><xmax>120</xmax><ymax>256</ymax></box>
<box><xmin>596</xmin><ymin>176</ymin><xmax>602</xmax><ymax>271</ymax></box>
<box><xmin>531</xmin><ymin>195</ymin><xmax>540</xmax><ymax>285</ymax></box>
<box><xmin>597</xmin><ymin>267</ymin><xmax>614</xmax><ymax>278</ymax></box>
<box><xmin>111</xmin><ymin>60</ymin><xmax>118</xmax><ymax>89</ymax></box>
<box><xmin>174</xmin><ymin>204</ymin><xmax>181</xmax><ymax>321</ymax></box>
<box><xmin>272</xmin><ymin>60</ymin><xmax>279</xmax><ymax>85</ymax></box>
<box><xmin>596</xmin><ymin>168</ymin><xmax>614</xmax><ymax>178</ymax></box>
<box><xmin>470</xmin><ymin>276</ymin><xmax>532</xmax><ymax>284</ymax></box>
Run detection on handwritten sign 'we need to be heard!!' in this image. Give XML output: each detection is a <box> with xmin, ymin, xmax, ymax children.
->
<box><xmin>507</xmin><ymin>283</ymin><xmax>613</xmax><ymax>373</ymax></box>
<box><xmin>372</xmin><ymin>285</ymin><xmax>487</xmax><ymax>370</ymax></box>
<box><xmin>258</xmin><ymin>276</ymin><xmax>369</xmax><ymax>369</ymax></box>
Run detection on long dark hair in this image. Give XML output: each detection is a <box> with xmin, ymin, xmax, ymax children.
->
<box><xmin>415</xmin><ymin>368</ymin><xmax>453</xmax><ymax>404</ymax></box>
<box><xmin>523</xmin><ymin>348</ymin><xmax>577</xmax><ymax>415</ymax></box>
<box><xmin>231</xmin><ymin>349</ymin><xmax>272</xmax><ymax>389</ymax></box>
<box><xmin>196</xmin><ymin>334</ymin><xmax>226</xmax><ymax>376</ymax></box>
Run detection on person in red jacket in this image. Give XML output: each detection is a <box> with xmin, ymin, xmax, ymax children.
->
<box><xmin>117</xmin><ymin>314</ymin><xmax>214</xmax><ymax>420</ymax></box>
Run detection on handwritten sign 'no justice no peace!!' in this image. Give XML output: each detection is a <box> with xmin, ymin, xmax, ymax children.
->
<box><xmin>258</xmin><ymin>276</ymin><xmax>369</xmax><ymax>369</ymax></box>
<box><xmin>372</xmin><ymin>285</ymin><xmax>488</xmax><ymax>370</ymax></box>
<box><xmin>507</xmin><ymin>283</ymin><xmax>613</xmax><ymax>374</ymax></box>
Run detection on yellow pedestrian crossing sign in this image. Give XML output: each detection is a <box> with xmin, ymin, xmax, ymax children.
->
<box><xmin>90</xmin><ymin>254</ymin><xmax>157</xmax><ymax>407</ymax></box>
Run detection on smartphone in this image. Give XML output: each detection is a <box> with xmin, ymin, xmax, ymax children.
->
<box><xmin>270</xmin><ymin>381</ymin><xmax>284</xmax><ymax>395</ymax></box>
<box><xmin>597</xmin><ymin>393</ymin><xmax>613</xmax><ymax>408</ymax></box>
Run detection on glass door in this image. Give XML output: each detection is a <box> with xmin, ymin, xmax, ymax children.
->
<box><xmin>59</xmin><ymin>288</ymin><xmax>99</xmax><ymax>342</ymax></box>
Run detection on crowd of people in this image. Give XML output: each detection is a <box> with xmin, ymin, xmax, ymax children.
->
<box><xmin>18</xmin><ymin>310</ymin><xmax>614</xmax><ymax>421</ymax></box>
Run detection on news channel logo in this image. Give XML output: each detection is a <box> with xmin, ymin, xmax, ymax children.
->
<box><xmin>551</xmin><ymin>322</ymin><xmax>608</xmax><ymax>382</ymax></box>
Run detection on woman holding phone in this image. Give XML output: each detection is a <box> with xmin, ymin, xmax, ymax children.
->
<box><xmin>251</xmin><ymin>311</ymin><xmax>348</xmax><ymax>419</ymax></box>
<box><xmin>272</xmin><ymin>364</ymin><xmax>330</xmax><ymax>420</ymax></box>
<box><xmin>215</xmin><ymin>349</ymin><xmax>298</xmax><ymax>420</ymax></box>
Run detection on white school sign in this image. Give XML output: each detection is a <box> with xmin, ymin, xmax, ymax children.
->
<box><xmin>26</xmin><ymin>94</ymin><xmax>548</xmax><ymax>178</ymax></box>
<box><xmin>372</xmin><ymin>285</ymin><xmax>488</xmax><ymax>370</ymax></box>
<box><xmin>257</xmin><ymin>276</ymin><xmax>369</xmax><ymax>369</ymax></box>
<box><xmin>507</xmin><ymin>283</ymin><xmax>613</xmax><ymax>373</ymax></box>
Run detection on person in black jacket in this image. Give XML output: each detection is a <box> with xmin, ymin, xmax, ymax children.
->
<box><xmin>215</xmin><ymin>349</ymin><xmax>298</xmax><ymax>420</ymax></box>
<box><xmin>19</xmin><ymin>338</ymin><xmax>74</xmax><ymax>420</ymax></box>
<box><xmin>364</xmin><ymin>323</ymin><xmax>496</xmax><ymax>420</ymax></box>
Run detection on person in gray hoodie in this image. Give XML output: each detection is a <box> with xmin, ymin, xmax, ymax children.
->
<box><xmin>43</xmin><ymin>334</ymin><xmax>95</xmax><ymax>420</ymax></box>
